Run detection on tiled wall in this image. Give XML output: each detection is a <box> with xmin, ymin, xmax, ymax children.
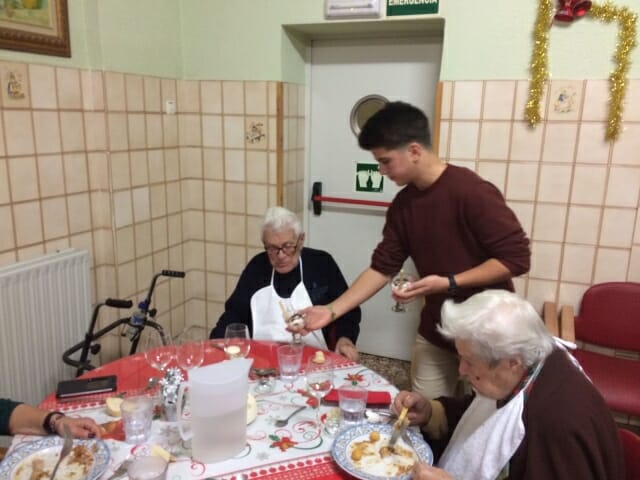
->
<box><xmin>0</xmin><ymin>60</ymin><xmax>305</xmax><ymax>363</ymax></box>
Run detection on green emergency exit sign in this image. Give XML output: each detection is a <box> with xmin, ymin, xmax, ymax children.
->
<box><xmin>387</xmin><ymin>0</ymin><xmax>439</xmax><ymax>16</ymax></box>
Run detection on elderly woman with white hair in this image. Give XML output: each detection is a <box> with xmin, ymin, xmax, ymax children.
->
<box><xmin>210</xmin><ymin>207</ymin><xmax>360</xmax><ymax>359</ymax></box>
<box><xmin>393</xmin><ymin>290</ymin><xmax>623</xmax><ymax>480</ymax></box>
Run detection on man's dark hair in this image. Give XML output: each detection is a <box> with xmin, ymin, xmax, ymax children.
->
<box><xmin>358</xmin><ymin>101</ymin><xmax>431</xmax><ymax>150</ymax></box>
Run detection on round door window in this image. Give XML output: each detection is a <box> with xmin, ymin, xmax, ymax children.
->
<box><xmin>350</xmin><ymin>94</ymin><xmax>388</xmax><ymax>137</ymax></box>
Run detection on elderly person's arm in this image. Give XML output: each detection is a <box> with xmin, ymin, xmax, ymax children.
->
<box><xmin>2</xmin><ymin>400</ymin><xmax>101</xmax><ymax>439</ymax></box>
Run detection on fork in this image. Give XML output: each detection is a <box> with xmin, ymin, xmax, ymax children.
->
<box><xmin>50</xmin><ymin>424</ymin><xmax>73</xmax><ymax>480</ymax></box>
<box><xmin>275</xmin><ymin>405</ymin><xmax>306</xmax><ymax>427</ymax></box>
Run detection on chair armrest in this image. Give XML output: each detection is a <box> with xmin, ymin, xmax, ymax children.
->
<box><xmin>559</xmin><ymin>305</ymin><xmax>576</xmax><ymax>343</ymax></box>
<box><xmin>543</xmin><ymin>301</ymin><xmax>559</xmax><ymax>337</ymax></box>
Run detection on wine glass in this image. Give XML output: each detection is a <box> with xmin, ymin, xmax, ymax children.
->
<box><xmin>176</xmin><ymin>327</ymin><xmax>205</xmax><ymax>378</ymax></box>
<box><xmin>142</xmin><ymin>329</ymin><xmax>175</xmax><ymax>384</ymax></box>
<box><xmin>391</xmin><ymin>270</ymin><xmax>415</xmax><ymax>313</ymax></box>
<box><xmin>224</xmin><ymin>323</ymin><xmax>251</xmax><ymax>359</ymax></box>
<box><xmin>279</xmin><ymin>299</ymin><xmax>305</xmax><ymax>345</ymax></box>
<box><xmin>305</xmin><ymin>357</ymin><xmax>334</xmax><ymax>425</ymax></box>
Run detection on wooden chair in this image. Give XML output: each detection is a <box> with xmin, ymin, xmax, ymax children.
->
<box><xmin>619</xmin><ymin>428</ymin><xmax>640</xmax><ymax>480</ymax></box>
<box><xmin>557</xmin><ymin>282</ymin><xmax>640</xmax><ymax>418</ymax></box>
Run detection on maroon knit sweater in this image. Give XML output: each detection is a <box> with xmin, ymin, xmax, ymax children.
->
<box><xmin>371</xmin><ymin>165</ymin><xmax>530</xmax><ymax>350</ymax></box>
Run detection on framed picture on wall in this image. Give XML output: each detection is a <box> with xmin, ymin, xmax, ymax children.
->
<box><xmin>0</xmin><ymin>0</ymin><xmax>70</xmax><ymax>57</ymax></box>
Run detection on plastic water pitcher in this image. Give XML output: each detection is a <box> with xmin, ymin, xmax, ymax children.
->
<box><xmin>177</xmin><ymin>358</ymin><xmax>253</xmax><ymax>463</ymax></box>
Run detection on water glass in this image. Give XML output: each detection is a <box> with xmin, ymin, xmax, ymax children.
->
<box><xmin>121</xmin><ymin>396</ymin><xmax>154</xmax><ymax>444</ymax></box>
<box><xmin>277</xmin><ymin>344</ymin><xmax>303</xmax><ymax>384</ymax></box>
<box><xmin>224</xmin><ymin>323</ymin><xmax>251</xmax><ymax>359</ymax></box>
<box><xmin>338</xmin><ymin>385</ymin><xmax>368</xmax><ymax>426</ymax></box>
<box><xmin>127</xmin><ymin>455</ymin><xmax>168</xmax><ymax>480</ymax></box>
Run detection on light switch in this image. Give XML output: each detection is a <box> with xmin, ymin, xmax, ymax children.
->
<box><xmin>164</xmin><ymin>100</ymin><xmax>176</xmax><ymax>115</ymax></box>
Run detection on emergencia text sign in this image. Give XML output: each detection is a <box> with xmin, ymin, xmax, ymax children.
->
<box><xmin>387</xmin><ymin>0</ymin><xmax>439</xmax><ymax>16</ymax></box>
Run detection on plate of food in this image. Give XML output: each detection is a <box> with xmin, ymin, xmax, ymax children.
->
<box><xmin>0</xmin><ymin>435</ymin><xmax>110</xmax><ymax>480</ymax></box>
<box><xmin>331</xmin><ymin>423</ymin><xmax>433</xmax><ymax>480</ymax></box>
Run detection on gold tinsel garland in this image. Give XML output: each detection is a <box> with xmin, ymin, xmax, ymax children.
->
<box><xmin>526</xmin><ymin>1</ymin><xmax>638</xmax><ymax>141</ymax></box>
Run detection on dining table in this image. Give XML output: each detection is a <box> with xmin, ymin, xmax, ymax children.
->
<box><xmin>7</xmin><ymin>340</ymin><xmax>400</xmax><ymax>480</ymax></box>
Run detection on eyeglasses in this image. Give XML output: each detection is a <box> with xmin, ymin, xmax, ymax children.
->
<box><xmin>264</xmin><ymin>239</ymin><xmax>299</xmax><ymax>256</ymax></box>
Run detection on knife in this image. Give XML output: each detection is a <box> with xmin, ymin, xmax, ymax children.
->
<box><xmin>387</xmin><ymin>406</ymin><xmax>409</xmax><ymax>449</ymax></box>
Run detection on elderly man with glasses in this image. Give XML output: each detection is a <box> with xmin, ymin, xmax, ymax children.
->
<box><xmin>210</xmin><ymin>207</ymin><xmax>361</xmax><ymax>360</ymax></box>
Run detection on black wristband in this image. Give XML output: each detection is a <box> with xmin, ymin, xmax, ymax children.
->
<box><xmin>42</xmin><ymin>411</ymin><xmax>64</xmax><ymax>434</ymax></box>
<box><xmin>447</xmin><ymin>274</ymin><xmax>458</xmax><ymax>294</ymax></box>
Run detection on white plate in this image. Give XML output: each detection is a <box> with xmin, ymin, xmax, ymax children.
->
<box><xmin>0</xmin><ymin>436</ymin><xmax>110</xmax><ymax>480</ymax></box>
<box><xmin>247</xmin><ymin>393</ymin><xmax>258</xmax><ymax>424</ymax></box>
<box><xmin>332</xmin><ymin>423</ymin><xmax>433</xmax><ymax>480</ymax></box>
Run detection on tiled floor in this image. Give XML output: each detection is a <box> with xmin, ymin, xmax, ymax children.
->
<box><xmin>358</xmin><ymin>352</ymin><xmax>411</xmax><ymax>392</ymax></box>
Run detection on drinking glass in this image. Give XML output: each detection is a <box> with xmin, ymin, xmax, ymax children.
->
<box><xmin>277</xmin><ymin>343</ymin><xmax>303</xmax><ymax>388</ymax></box>
<box><xmin>390</xmin><ymin>270</ymin><xmax>415</xmax><ymax>313</ymax></box>
<box><xmin>305</xmin><ymin>357</ymin><xmax>334</xmax><ymax>425</ymax></box>
<box><xmin>142</xmin><ymin>329</ymin><xmax>175</xmax><ymax>378</ymax></box>
<box><xmin>176</xmin><ymin>328</ymin><xmax>205</xmax><ymax>378</ymax></box>
<box><xmin>224</xmin><ymin>323</ymin><xmax>251</xmax><ymax>359</ymax></box>
<box><xmin>279</xmin><ymin>298</ymin><xmax>304</xmax><ymax>345</ymax></box>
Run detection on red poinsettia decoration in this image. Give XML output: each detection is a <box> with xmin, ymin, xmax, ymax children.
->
<box><xmin>269</xmin><ymin>435</ymin><xmax>298</xmax><ymax>451</ymax></box>
<box><xmin>554</xmin><ymin>0</ymin><xmax>592</xmax><ymax>22</ymax></box>
<box><xmin>346</xmin><ymin>373</ymin><xmax>364</xmax><ymax>384</ymax></box>
<box><xmin>296</xmin><ymin>388</ymin><xmax>319</xmax><ymax>408</ymax></box>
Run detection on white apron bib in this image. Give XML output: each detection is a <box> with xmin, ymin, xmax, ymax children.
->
<box><xmin>438</xmin><ymin>360</ymin><xmax>544</xmax><ymax>480</ymax></box>
<box><xmin>250</xmin><ymin>259</ymin><xmax>327</xmax><ymax>350</ymax></box>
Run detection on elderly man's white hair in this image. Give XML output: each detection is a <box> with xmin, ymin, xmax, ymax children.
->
<box><xmin>438</xmin><ymin>290</ymin><xmax>555</xmax><ymax>368</ymax></box>
<box><xmin>260</xmin><ymin>206</ymin><xmax>302</xmax><ymax>237</ymax></box>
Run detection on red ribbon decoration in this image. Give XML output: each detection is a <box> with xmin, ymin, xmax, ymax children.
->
<box><xmin>554</xmin><ymin>0</ymin><xmax>592</xmax><ymax>22</ymax></box>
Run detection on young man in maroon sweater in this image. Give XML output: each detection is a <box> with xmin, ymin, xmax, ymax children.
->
<box><xmin>301</xmin><ymin>102</ymin><xmax>530</xmax><ymax>399</ymax></box>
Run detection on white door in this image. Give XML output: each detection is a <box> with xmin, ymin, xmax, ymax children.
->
<box><xmin>306</xmin><ymin>37</ymin><xmax>442</xmax><ymax>360</ymax></box>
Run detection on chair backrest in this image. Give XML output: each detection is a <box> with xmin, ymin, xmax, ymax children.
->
<box><xmin>619</xmin><ymin>428</ymin><xmax>640</xmax><ymax>480</ymax></box>
<box><xmin>575</xmin><ymin>282</ymin><xmax>640</xmax><ymax>351</ymax></box>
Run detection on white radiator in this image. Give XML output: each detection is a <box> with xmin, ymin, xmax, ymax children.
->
<box><xmin>0</xmin><ymin>249</ymin><xmax>91</xmax><ymax>406</ymax></box>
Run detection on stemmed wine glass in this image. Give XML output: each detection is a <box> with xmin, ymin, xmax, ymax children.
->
<box><xmin>391</xmin><ymin>269</ymin><xmax>415</xmax><ymax>313</ymax></box>
<box><xmin>305</xmin><ymin>357</ymin><xmax>334</xmax><ymax>426</ymax></box>
<box><xmin>142</xmin><ymin>329</ymin><xmax>176</xmax><ymax>385</ymax></box>
<box><xmin>176</xmin><ymin>327</ymin><xmax>205</xmax><ymax>379</ymax></box>
<box><xmin>224</xmin><ymin>323</ymin><xmax>251</xmax><ymax>359</ymax></box>
<box><xmin>279</xmin><ymin>299</ymin><xmax>305</xmax><ymax>345</ymax></box>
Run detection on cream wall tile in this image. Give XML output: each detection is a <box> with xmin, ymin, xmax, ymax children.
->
<box><xmin>571</xmin><ymin>165</ymin><xmax>607</xmax><ymax>205</ymax></box>
<box><xmin>0</xmin><ymin>114</ymin><xmax>5</xmax><ymax>156</ymax></box>
<box><xmin>537</xmin><ymin>164</ymin><xmax>571</xmax><ymax>203</ymax></box>
<box><xmin>246</xmin><ymin>150</ymin><xmax>268</xmax><ymax>183</ymax></box>
<box><xmin>9</xmin><ymin>156</ymin><xmax>38</xmax><ymax>201</ymax></box>
<box><xmin>268</xmin><ymin>117</ymin><xmax>277</xmax><ymax>151</ymax></box>
<box><xmin>93</xmin><ymin>228</ymin><xmax>114</xmax><ymax>264</ymax></box>
<box><xmin>206</xmin><ymin>272</ymin><xmax>226</xmax><ymax>302</ymax></box>
<box><xmin>561</xmin><ymin>244</ymin><xmax>595</xmax><ymax>283</ymax></box>
<box><xmin>575</xmin><ymin>122</ymin><xmax>611</xmax><ymax>164</ymax></box>
<box><xmin>505</xmin><ymin>163</ymin><xmax>538</xmax><ymax>201</ymax></box>
<box><xmin>225</xmin><ymin>244</ymin><xmax>246</xmax><ymax>275</ymax></box>
<box><xmin>581</xmin><ymin>80</ymin><xmax>609</xmax><ymax>121</ymax></box>
<box><xmin>222</xmin><ymin>81</ymin><xmax>244</xmax><ymax>114</ymax></box>
<box><xmin>245</xmin><ymin>81</ymin><xmax>267</xmax><ymax>115</ymax></box>
<box><xmin>287</xmin><ymin>83</ymin><xmax>298</xmax><ymax>117</ymax></box>
<box><xmin>4</xmin><ymin>110</ymin><xmax>35</xmax><ymax>156</ymax></box>
<box><xmin>625</xmin><ymin>80</ymin><xmax>640</xmax><ymax>121</ymax></box>
<box><xmin>526</xmin><ymin>279</ymin><xmax>557</xmax><ymax>311</ymax></box>
<box><xmin>104</xmin><ymin>72</ymin><xmax>126</xmax><ymax>111</ymax></box>
<box><xmin>477</xmin><ymin>161</ymin><xmax>506</xmax><ymax>193</ymax></box>
<box><xmin>268</xmin><ymin>153</ymin><xmax>277</xmax><ymax>185</ymax></box>
<box><xmin>151</xmin><ymin>217</ymin><xmax>168</xmax><ymax>251</ymax></box>
<box><xmin>125</xmin><ymin>75</ymin><xmax>144</xmax><ymax>112</ymax></box>
<box><xmin>161</xmin><ymin>78</ymin><xmax>177</xmax><ymax>107</ymax></box>
<box><xmin>17</xmin><ymin>245</ymin><xmax>44</xmax><ymax>261</ymax></box>
<box><xmin>178</xmin><ymin>114</ymin><xmax>201</xmax><ymax>146</ymax></box>
<box><xmin>70</xmin><ymin>232</ymin><xmax>92</xmax><ymax>258</ymax></box>
<box><xmin>507</xmin><ymin>201</ymin><xmax>534</xmax><ymax>237</ymax></box>
<box><xmin>148</xmin><ymin>150</ymin><xmax>165</xmax><ymax>184</ymax></box>
<box><xmin>605</xmin><ymin>166</ymin><xmax>640</xmax><ymax>207</ymax></box>
<box><xmin>225</xmin><ymin>183</ymin><xmax>246</xmax><ymax>214</ymax></box>
<box><xmin>91</xmin><ymin>191</ymin><xmax>111</xmax><ymax>228</ymax></box>
<box><xmin>548</xmin><ymin>80</ymin><xmax>583</xmax><ymax>121</ymax></box>
<box><xmin>478</xmin><ymin>122</ymin><xmax>510</xmax><ymax>160</ymax></box>
<box><xmin>29</xmin><ymin>64</ymin><xmax>56</xmax><ymax>109</ymax></box>
<box><xmin>42</xmin><ymin>197</ymin><xmax>69</xmax><ymax>240</ymax></box>
<box><xmin>541</xmin><ymin>122</ymin><xmax>577</xmax><ymax>163</ymax></box>
<box><xmin>629</xmin><ymin>246</ymin><xmax>640</xmax><ymax>282</ymax></box>
<box><xmin>437</xmin><ymin>120</ymin><xmax>449</xmax><ymax>157</ymax></box>
<box><xmin>611</xmin><ymin>123</ymin><xmax>640</xmax><ymax>166</ymax></box>
<box><xmin>107</xmin><ymin>113</ymin><xmax>129</xmax><ymax>151</ymax></box>
<box><xmin>201</xmin><ymin>81</ymin><xmax>222</xmax><ymax>114</ymax></box>
<box><xmin>180</xmin><ymin>147</ymin><xmax>203</xmax><ymax>178</ymax></box>
<box><xmin>532</xmin><ymin>204</ymin><xmax>566</xmax><ymax>242</ymax></box>
<box><xmin>150</xmin><ymin>184</ymin><xmax>167</xmax><ymax>218</ymax></box>
<box><xmin>0</xmin><ymin>159</ymin><xmax>8</xmax><ymax>204</ymax></box>
<box><xmin>223</xmin><ymin>116</ymin><xmax>245</xmax><ymax>149</ymax></box>
<box><xmin>0</xmin><ymin>206</ymin><xmax>15</xmax><ymax>251</ymax></box>
<box><xmin>60</xmin><ymin>112</ymin><xmax>86</xmax><ymax>152</ymax></box>
<box><xmin>205</xmin><ymin>211</ymin><xmax>225</xmax><ymax>242</ymax></box>
<box><xmin>599</xmin><ymin>208</ymin><xmax>636</xmax><ymax>248</ymax></box>
<box><xmin>268</xmin><ymin>185</ymin><xmax>277</xmax><ymax>207</ymax></box>
<box><xmin>183</xmin><ymin>239</ymin><xmax>204</xmax><ymax>269</ymax></box>
<box><xmin>64</xmin><ymin>153</ymin><xmax>89</xmax><ymax>193</ymax></box>
<box><xmin>202</xmin><ymin>115</ymin><xmax>223</xmax><ymax>148</ymax></box>
<box><xmin>163</xmin><ymin>115</ymin><xmax>178</xmax><ymax>147</ymax></box>
<box><xmin>145</xmin><ymin>114</ymin><xmax>162</xmax><ymax>149</ymax></box>
<box><xmin>182</xmin><ymin>179</ymin><xmax>203</xmax><ymax>210</ymax></box>
<box><xmin>32</xmin><ymin>111</ymin><xmax>61</xmax><ymax>154</ymax></box>
<box><xmin>557</xmin><ymin>282</ymin><xmax>589</xmax><ymax>313</ymax></box>
<box><xmin>205</xmin><ymin>243</ymin><xmax>225</xmax><ymax>272</ymax></box>
<box><xmin>113</xmin><ymin>190</ymin><xmax>132</xmax><ymax>228</ymax></box>
<box><xmin>117</xmin><ymin>261</ymin><xmax>136</xmax><ymax>298</ymax></box>
<box><xmin>593</xmin><ymin>248</ymin><xmax>630</xmax><ymax>283</ymax></box>
<box><xmin>225</xmin><ymin>149</ymin><xmax>245</xmax><ymax>182</ymax></box>
<box><xmin>135</xmin><ymin>222</ymin><xmax>152</xmax><ymax>257</ymax></box>
<box><xmin>297</xmin><ymin>84</ymin><xmax>305</xmax><ymax>117</ymax></box>
<box><xmin>37</xmin><ymin>155</ymin><xmax>64</xmax><ymax>197</ymax></box>
<box><xmin>247</xmin><ymin>183</ymin><xmax>268</xmax><ymax>216</ymax></box>
<box><xmin>127</xmin><ymin>113</ymin><xmax>146</xmax><ymax>150</ymax></box>
<box><xmin>296</xmin><ymin>118</ymin><xmax>305</xmax><ymax>149</ymax></box>
<box><xmin>177</xmin><ymin>80</ymin><xmax>200</xmax><ymax>113</ymax></box>
<box><xmin>225</xmin><ymin>213</ymin><xmax>246</xmax><ymax>244</ymax></box>
<box><xmin>13</xmin><ymin>201</ymin><xmax>42</xmax><ymax>246</ymax></box>
<box><xmin>185</xmin><ymin>270</ymin><xmax>206</xmax><ymax>299</ymax></box>
<box><xmin>449</xmin><ymin>122</ymin><xmax>479</xmax><ymax>159</ymax></box>
<box><xmin>84</xmin><ymin>112</ymin><xmax>107</xmax><ymax>151</ymax></box>
<box><xmin>67</xmin><ymin>193</ymin><xmax>92</xmax><ymax>234</ymax></box>
<box><xmin>166</xmin><ymin>181</ymin><xmax>181</xmax><ymax>214</ymax></box>
<box><xmin>440</xmin><ymin>81</ymin><xmax>452</xmax><ymax>120</ymax></box>
<box><xmin>80</xmin><ymin>70</ymin><xmax>104</xmax><ymax>111</ymax></box>
<box><xmin>204</xmin><ymin>180</ymin><xmax>224</xmax><ymax>211</ymax></box>
<box><xmin>56</xmin><ymin>67</ymin><xmax>81</xmax><ymax>110</ymax></box>
<box><xmin>529</xmin><ymin>241</ymin><xmax>562</xmax><ymax>280</ymax></box>
<box><xmin>510</xmin><ymin>122</ymin><xmax>543</xmax><ymax>161</ymax></box>
<box><xmin>136</xmin><ymin>256</ymin><xmax>154</xmax><ymax>293</ymax></box>
<box><xmin>515</xmin><ymin>80</ymin><xmax>548</xmax><ymax>121</ymax></box>
<box><xmin>565</xmin><ymin>206</ymin><xmax>601</xmax><ymax>244</ymax></box>
<box><xmin>635</xmin><ymin>211</ymin><xmax>640</xmax><ymax>243</ymax></box>
<box><xmin>130</xmin><ymin>150</ymin><xmax>148</xmax><ymax>186</ymax></box>
<box><xmin>132</xmin><ymin>187</ymin><xmax>150</xmax><ymax>222</ymax></box>
<box><xmin>116</xmin><ymin>227</ymin><xmax>135</xmax><ymax>264</ymax></box>
<box><xmin>225</xmin><ymin>274</ymin><xmax>239</xmax><ymax>298</ymax></box>
<box><xmin>268</xmin><ymin>82</ymin><xmax>278</xmax><ymax>116</ymax></box>
<box><xmin>110</xmin><ymin>152</ymin><xmax>131</xmax><ymax>190</ymax></box>
<box><xmin>143</xmin><ymin>76</ymin><xmax>161</xmax><ymax>113</ymax></box>
<box><xmin>451</xmin><ymin>81</ymin><xmax>483</xmax><ymax>119</ymax></box>
<box><xmin>247</xmin><ymin>216</ymin><xmax>261</xmax><ymax>247</ymax></box>
<box><xmin>482</xmin><ymin>81</ymin><xmax>515</xmax><ymax>120</ymax></box>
